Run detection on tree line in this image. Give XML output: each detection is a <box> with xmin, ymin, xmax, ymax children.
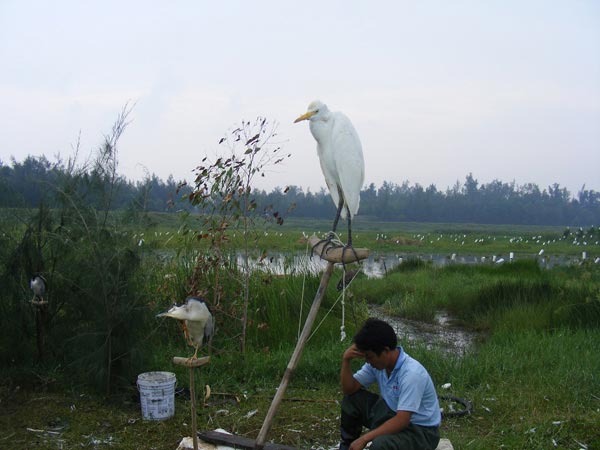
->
<box><xmin>1</xmin><ymin>155</ymin><xmax>599</xmax><ymax>226</ymax></box>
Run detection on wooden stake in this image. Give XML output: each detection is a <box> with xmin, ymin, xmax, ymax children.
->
<box><xmin>32</xmin><ymin>300</ymin><xmax>48</xmax><ymax>361</ymax></box>
<box><xmin>173</xmin><ymin>356</ymin><xmax>211</xmax><ymax>450</ymax></box>
<box><xmin>254</xmin><ymin>261</ymin><xmax>335</xmax><ymax>449</ymax></box>
<box><xmin>190</xmin><ymin>366</ymin><xmax>198</xmax><ymax>450</ymax></box>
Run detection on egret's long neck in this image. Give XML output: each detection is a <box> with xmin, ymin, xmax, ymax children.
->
<box><xmin>309</xmin><ymin>115</ymin><xmax>331</xmax><ymax>146</ymax></box>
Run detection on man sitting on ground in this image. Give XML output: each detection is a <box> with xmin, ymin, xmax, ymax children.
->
<box><xmin>339</xmin><ymin>318</ymin><xmax>441</xmax><ymax>450</ymax></box>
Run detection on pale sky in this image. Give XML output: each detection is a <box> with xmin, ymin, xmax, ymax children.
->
<box><xmin>1</xmin><ymin>1</ymin><xmax>599</xmax><ymax>195</ymax></box>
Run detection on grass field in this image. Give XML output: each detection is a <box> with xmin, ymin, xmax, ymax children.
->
<box><xmin>1</xmin><ymin>212</ymin><xmax>599</xmax><ymax>449</ymax></box>
<box><xmin>126</xmin><ymin>212</ymin><xmax>597</xmax><ymax>260</ymax></box>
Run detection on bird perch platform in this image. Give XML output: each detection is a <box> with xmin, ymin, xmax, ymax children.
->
<box><xmin>172</xmin><ymin>356</ymin><xmax>211</xmax><ymax>368</ymax></box>
<box><xmin>308</xmin><ymin>235</ymin><xmax>369</xmax><ymax>264</ymax></box>
<box><xmin>31</xmin><ymin>299</ymin><xmax>48</xmax><ymax>306</ymax></box>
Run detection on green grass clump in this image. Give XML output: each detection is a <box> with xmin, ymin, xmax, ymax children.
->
<box><xmin>352</xmin><ymin>258</ymin><xmax>600</xmax><ymax>333</ymax></box>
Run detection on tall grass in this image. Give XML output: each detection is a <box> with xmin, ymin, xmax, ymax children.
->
<box><xmin>351</xmin><ymin>259</ymin><xmax>600</xmax><ymax>334</ymax></box>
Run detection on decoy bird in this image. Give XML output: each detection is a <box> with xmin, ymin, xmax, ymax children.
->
<box><xmin>30</xmin><ymin>275</ymin><xmax>46</xmax><ymax>302</ymax></box>
<box><xmin>157</xmin><ymin>296</ymin><xmax>214</xmax><ymax>359</ymax></box>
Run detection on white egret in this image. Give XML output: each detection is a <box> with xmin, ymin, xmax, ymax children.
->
<box><xmin>294</xmin><ymin>100</ymin><xmax>365</xmax><ymax>258</ymax></box>
<box><xmin>157</xmin><ymin>296</ymin><xmax>214</xmax><ymax>359</ymax></box>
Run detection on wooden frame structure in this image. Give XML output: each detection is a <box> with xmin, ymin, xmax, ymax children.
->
<box><xmin>200</xmin><ymin>236</ymin><xmax>369</xmax><ymax>449</ymax></box>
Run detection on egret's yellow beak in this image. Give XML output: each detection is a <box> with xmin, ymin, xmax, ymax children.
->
<box><xmin>294</xmin><ymin>110</ymin><xmax>316</xmax><ymax>123</ymax></box>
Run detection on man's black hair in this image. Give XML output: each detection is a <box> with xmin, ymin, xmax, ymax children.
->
<box><xmin>353</xmin><ymin>318</ymin><xmax>397</xmax><ymax>355</ymax></box>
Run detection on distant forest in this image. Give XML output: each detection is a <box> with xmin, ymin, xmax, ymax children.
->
<box><xmin>2</xmin><ymin>155</ymin><xmax>599</xmax><ymax>226</ymax></box>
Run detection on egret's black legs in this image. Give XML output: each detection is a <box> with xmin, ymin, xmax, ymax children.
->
<box><xmin>311</xmin><ymin>196</ymin><xmax>345</xmax><ymax>258</ymax></box>
<box><xmin>331</xmin><ymin>195</ymin><xmax>344</xmax><ymax>234</ymax></box>
<box><xmin>340</xmin><ymin>207</ymin><xmax>360</xmax><ymax>268</ymax></box>
<box><xmin>312</xmin><ymin>194</ymin><xmax>360</xmax><ymax>266</ymax></box>
<box><xmin>347</xmin><ymin>211</ymin><xmax>353</xmax><ymax>246</ymax></box>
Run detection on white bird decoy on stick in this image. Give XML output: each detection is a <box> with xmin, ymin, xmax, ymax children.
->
<box><xmin>295</xmin><ymin>100</ymin><xmax>365</xmax><ymax>261</ymax></box>
<box><xmin>30</xmin><ymin>275</ymin><xmax>46</xmax><ymax>303</ymax></box>
<box><xmin>157</xmin><ymin>296</ymin><xmax>214</xmax><ymax>360</ymax></box>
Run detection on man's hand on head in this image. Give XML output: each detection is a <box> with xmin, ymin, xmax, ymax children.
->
<box><xmin>343</xmin><ymin>344</ymin><xmax>365</xmax><ymax>361</ymax></box>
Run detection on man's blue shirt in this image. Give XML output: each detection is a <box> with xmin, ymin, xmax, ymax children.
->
<box><xmin>353</xmin><ymin>347</ymin><xmax>441</xmax><ymax>427</ymax></box>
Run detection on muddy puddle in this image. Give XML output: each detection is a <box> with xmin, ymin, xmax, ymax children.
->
<box><xmin>368</xmin><ymin>305</ymin><xmax>480</xmax><ymax>356</ymax></box>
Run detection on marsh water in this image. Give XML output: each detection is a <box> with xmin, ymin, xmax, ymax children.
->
<box><xmin>236</xmin><ymin>250</ymin><xmax>580</xmax><ymax>279</ymax></box>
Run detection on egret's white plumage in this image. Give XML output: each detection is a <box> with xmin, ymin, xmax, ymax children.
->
<box><xmin>295</xmin><ymin>100</ymin><xmax>365</xmax><ymax>247</ymax></box>
<box><xmin>157</xmin><ymin>296</ymin><xmax>214</xmax><ymax>359</ymax></box>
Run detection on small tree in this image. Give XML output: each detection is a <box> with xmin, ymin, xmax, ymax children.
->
<box><xmin>187</xmin><ymin>117</ymin><xmax>289</xmax><ymax>353</ymax></box>
<box><xmin>1</xmin><ymin>104</ymin><xmax>150</xmax><ymax>395</ymax></box>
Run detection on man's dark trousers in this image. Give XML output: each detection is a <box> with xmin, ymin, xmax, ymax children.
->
<box><xmin>340</xmin><ymin>389</ymin><xmax>440</xmax><ymax>450</ymax></box>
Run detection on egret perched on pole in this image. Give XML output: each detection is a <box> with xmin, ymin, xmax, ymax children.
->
<box><xmin>30</xmin><ymin>275</ymin><xmax>46</xmax><ymax>303</ymax></box>
<box><xmin>294</xmin><ymin>101</ymin><xmax>365</xmax><ymax>259</ymax></box>
<box><xmin>157</xmin><ymin>296</ymin><xmax>214</xmax><ymax>360</ymax></box>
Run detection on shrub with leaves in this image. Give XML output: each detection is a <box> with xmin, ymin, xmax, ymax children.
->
<box><xmin>185</xmin><ymin>117</ymin><xmax>290</xmax><ymax>353</ymax></box>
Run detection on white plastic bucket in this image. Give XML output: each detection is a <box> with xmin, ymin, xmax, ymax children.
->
<box><xmin>137</xmin><ymin>371</ymin><xmax>176</xmax><ymax>420</ymax></box>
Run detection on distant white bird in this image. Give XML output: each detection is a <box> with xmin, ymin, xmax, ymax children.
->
<box><xmin>157</xmin><ymin>296</ymin><xmax>214</xmax><ymax>359</ymax></box>
<box><xmin>295</xmin><ymin>100</ymin><xmax>365</xmax><ymax>256</ymax></box>
<box><xmin>30</xmin><ymin>275</ymin><xmax>46</xmax><ymax>302</ymax></box>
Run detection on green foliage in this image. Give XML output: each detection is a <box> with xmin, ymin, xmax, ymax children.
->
<box><xmin>552</xmin><ymin>299</ymin><xmax>600</xmax><ymax>329</ymax></box>
<box><xmin>185</xmin><ymin>117</ymin><xmax>291</xmax><ymax>353</ymax></box>
<box><xmin>0</xmin><ymin>108</ymin><xmax>157</xmax><ymax>396</ymax></box>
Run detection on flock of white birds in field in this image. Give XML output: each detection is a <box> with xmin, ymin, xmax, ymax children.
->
<box><xmin>126</xmin><ymin>227</ymin><xmax>600</xmax><ymax>274</ymax></box>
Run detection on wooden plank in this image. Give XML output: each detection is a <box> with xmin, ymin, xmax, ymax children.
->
<box><xmin>308</xmin><ymin>235</ymin><xmax>369</xmax><ymax>263</ymax></box>
<box><xmin>198</xmin><ymin>430</ymin><xmax>296</xmax><ymax>450</ymax></box>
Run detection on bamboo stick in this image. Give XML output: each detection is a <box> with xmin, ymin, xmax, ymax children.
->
<box><xmin>254</xmin><ymin>261</ymin><xmax>335</xmax><ymax>449</ymax></box>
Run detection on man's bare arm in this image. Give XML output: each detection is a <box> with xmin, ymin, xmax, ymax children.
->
<box><xmin>341</xmin><ymin>344</ymin><xmax>363</xmax><ymax>395</ymax></box>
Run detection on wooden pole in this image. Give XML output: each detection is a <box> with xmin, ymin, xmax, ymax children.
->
<box><xmin>32</xmin><ymin>299</ymin><xmax>48</xmax><ymax>361</ymax></box>
<box><xmin>172</xmin><ymin>356</ymin><xmax>210</xmax><ymax>450</ymax></box>
<box><xmin>255</xmin><ymin>261</ymin><xmax>335</xmax><ymax>449</ymax></box>
<box><xmin>189</xmin><ymin>366</ymin><xmax>198</xmax><ymax>450</ymax></box>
